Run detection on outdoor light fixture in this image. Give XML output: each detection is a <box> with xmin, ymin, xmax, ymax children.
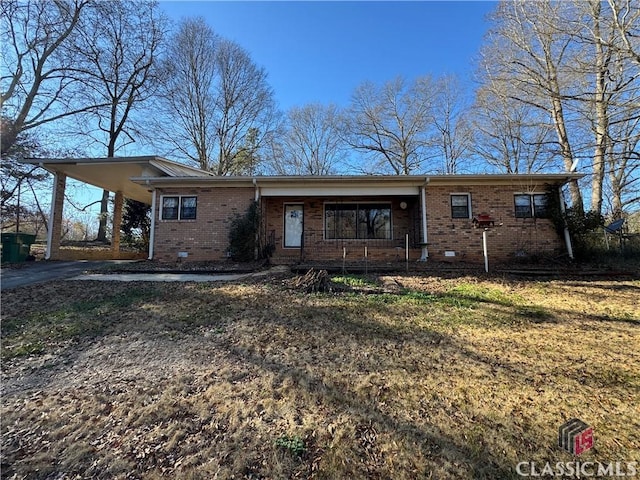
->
<box><xmin>400</xmin><ymin>201</ymin><xmax>407</xmax><ymax>210</ymax></box>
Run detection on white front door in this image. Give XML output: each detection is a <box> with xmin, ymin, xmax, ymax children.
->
<box><xmin>284</xmin><ymin>204</ymin><xmax>303</xmax><ymax>248</ymax></box>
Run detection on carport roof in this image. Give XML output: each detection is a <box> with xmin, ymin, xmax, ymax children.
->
<box><xmin>22</xmin><ymin>156</ymin><xmax>212</xmax><ymax>204</ymax></box>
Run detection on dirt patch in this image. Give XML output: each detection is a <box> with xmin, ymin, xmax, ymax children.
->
<box><xmin>1</xmin><ymin>275</ymin><xmax>638</xmax><ymax>479</ymax></box>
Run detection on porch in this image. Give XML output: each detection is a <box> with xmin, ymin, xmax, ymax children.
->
<box><xmin>259</xmin><ymin>186</ymin><xmax>429</xmax><ymax>265</ymax></box>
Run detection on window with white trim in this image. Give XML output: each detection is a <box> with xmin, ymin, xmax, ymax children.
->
<box><xmin>514</xmin><ymin>193</ymin><xmax>549</xmax><ymax>218</ymax></box>
<box><xmin>161</xmin><ymin>196</ymin><xmax>197</xmax><ymax>220</ymax></box>
<box><xmin>450</xmin><ymin>193</ymin><xmax>471</xmax><ymax>219</ymax></box>
<box><xmin>325</xmin><ymin>203</ymin><xmax>391</xmax><ymax>239</ymax></box>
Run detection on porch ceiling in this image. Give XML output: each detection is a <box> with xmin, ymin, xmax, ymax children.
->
<box><xmin>257</xmin><ymin>176</ymin><xmax>429</xmax><ymax>197</ymax></box>
<box><xmin>22</xmin><ymin>156</ymin><xmax>211</xmax><ymax>204</ymax></box>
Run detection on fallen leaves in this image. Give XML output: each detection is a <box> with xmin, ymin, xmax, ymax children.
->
<box><xmin>1</xmin><ymin>276</ymin><xmax>638</xmax><ymax>479</ymax></box>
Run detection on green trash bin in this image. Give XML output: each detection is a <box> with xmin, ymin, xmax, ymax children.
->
<box><xmin>1</xmin><ymin>233</ymin><xmax>36</xmax><ymax>263</ymax></box>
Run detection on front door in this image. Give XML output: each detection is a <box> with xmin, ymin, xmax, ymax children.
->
<box><xmin>284</xmin><ymin>204</ymin><xmax>303</xmax><ymax>248</ymax></box>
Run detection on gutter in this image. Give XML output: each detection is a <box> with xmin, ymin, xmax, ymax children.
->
<box><xmin>253</xmin><ymin>178</ymin><xmax>260</xmax><ymax>260</ymax></box>
<box><xmin>419</xmin><ymin>178</ymin><xmax>430</xmax><ymax>261</ymax></box>
<box><xmin>148</xmin><ymin>187</ymin><xmax>157</xmax><ymax>260</ymax></box>
<box><xmin>558</xmin><ymin>187</ymin><xmax>574</xmax><ymax>260</ymax></box>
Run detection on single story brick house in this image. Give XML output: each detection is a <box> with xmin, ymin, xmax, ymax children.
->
<box><xmin>25</xmin><ymin>156</ymin><xmax>582</xmax><ymax>265</ymax></box>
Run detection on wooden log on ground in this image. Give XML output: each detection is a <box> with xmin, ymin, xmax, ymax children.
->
<box><xmin>292</xmin><ymin>268</ymin><xmax>330</xmax><ymax>293</ymax></box>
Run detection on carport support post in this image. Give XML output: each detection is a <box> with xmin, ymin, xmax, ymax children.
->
<box><xmin>111</xmin><ymin>191</ymin><xmax>123</xmax><ymax>258</ymax></box>
<box><xmin>46</xmin><ymin>172</ymin><xmax>66</xmax><ymax>260</ymax></box>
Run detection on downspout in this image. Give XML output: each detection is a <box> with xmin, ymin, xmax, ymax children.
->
<box><xmin>45</xmin><ymin>169</ymin><xmax>58</xmax><ymax>260</ymax></box>
<box><xmin>559</xmin><ymin>186</ymin><xmax>574</xmax><ymax>260</ymax></box>
<box><xmin>253</xmin><ymin>178</ymin><xmax>260</xmax><ymax>260</ymax></box>
<box><xmin>253</xmin><ymin>177</ymin><xmax>260</xmax><ymax>202</ymax></box>
<box><xmin>148</xmin><ymin>188</ymin><xmax>157</xmax><ymax>260</ymax></box>
<box><xmin>419</xmin><ymin>179</ymin><xmax>430</xmax><ymax>261</ymax></box>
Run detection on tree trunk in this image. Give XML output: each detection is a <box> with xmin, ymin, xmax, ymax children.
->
<box><xmin>95</xmin><ymin>189</ymin><xmax>110</xmax><ymax>242</ymax></box>
<box><xmin>97</xmin><ymin>137</ymin><xmax>117</xmax><ymax>242</ymax></box>
<box><xmin>590</xmin><ymin>0</ymin><xmax>608</xmax><ymax>216</ymax></box>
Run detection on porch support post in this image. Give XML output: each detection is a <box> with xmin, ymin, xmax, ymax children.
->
<box><xmin>46</xmin><ymin>172</ymin><xmax>66</xmax><ymax>260</ymax></box>
<box><xmin>148</xmin><ymin>189</ymin><xmax>156</xmax><ymax>260</ymax></box>
<box><xmin>419</xmin><ymin>182</ymin><xmax>429</xmax><ymax>261</ymax></box>
<box><xmin>558</xmin><ymin>188</ymin><xmax>574</xmax><ymax>260</ymax></box>
<box><xmin>111</xmin><ymin>190</ymin><xmax>123</xmax><ymax>258</ymax></box>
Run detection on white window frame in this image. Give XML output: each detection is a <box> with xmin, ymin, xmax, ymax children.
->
<box><xmin>450</xmin><ymin>193</ymin><xmax>472</xmax><ymax>219</ymax></box>
<box><xmin>323</xmin><ymin>201</ymin><xmax>393</xmax><ymax>240</ymax></box>
<box><xmin>160</xmin><ymin>195</ymin><xmax>197</xmax><ymax>221</ymax></box>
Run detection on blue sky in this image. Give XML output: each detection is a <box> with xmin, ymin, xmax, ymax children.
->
<box><xmin>159</xmin><ymin>1</ymin><xmax>497</xmax><ymax>110</ymax></box>
<box><xmin>65</xmin><ymin>1</ymin><xmax>499</xmax><ymax>215</ymax></box>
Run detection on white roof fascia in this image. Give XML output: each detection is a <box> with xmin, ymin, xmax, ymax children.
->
<box><xmin>259</xmin><ymin>185</ymin><xmax>421</xmax><ymax>196</ymax></box>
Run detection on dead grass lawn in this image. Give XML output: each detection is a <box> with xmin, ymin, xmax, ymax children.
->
<box><xmin>1</xmin><ymin>273</ymin><xmax>639</xmax><ymax>479</ymax></box>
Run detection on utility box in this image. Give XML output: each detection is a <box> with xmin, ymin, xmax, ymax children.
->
<box><xmin>1</xmin><ymin>233</ymin><xmax>36</xmax><ymax>263</ymax></box>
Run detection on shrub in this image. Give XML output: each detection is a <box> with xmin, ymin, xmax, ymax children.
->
<box><xmin>228</xmin><ymin>201</ymin><xmax>261</xmax><ymax>262</ymax></box>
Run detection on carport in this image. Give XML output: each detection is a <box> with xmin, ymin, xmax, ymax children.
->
<box><xmin>22</xmin><ymin>156</ymin><xmax>210</xmax><ymax>260</ymax></box>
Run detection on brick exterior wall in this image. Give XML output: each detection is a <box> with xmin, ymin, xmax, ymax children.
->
<box><xmin>424</xmin><ymin>185</ymin><xmax>563</xmax><ymax>263</ymax></box>
<box><xmin>150</xmin><ymin>184</ymin><xmax>565</xmax><ymax>265</ymax></box>
<box><xmin>152</xmin><ymin>187</ymin><xmax>254</xmax><ymax>262</ymax></box>
<box><xmin>57</xmin><ymin>249</ymin><xmax>144</xmax><ymax>261</ymax></box>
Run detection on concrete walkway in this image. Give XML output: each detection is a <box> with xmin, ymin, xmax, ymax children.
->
<box><xmin>75</xmin><ymin>272</ymin><xmax>250</xmax><ymax>282</ymax></box>
<box><xmin>73</xmin><ymin>266</ymin><xmax>288</xmax><ymax>282</ymax></box>
<box><xmin>2</xmin><ymin>262</ymin><xmax>288</xmax><ymax>290</ymax></box>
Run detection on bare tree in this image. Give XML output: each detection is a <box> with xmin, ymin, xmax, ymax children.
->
<box><xmin>156</xmin><ymin>17</ymin><xmax>218</xmax><ymax>170</ymax></box>
<box><xmin>157</xmin><ymin>18</ymin><xmax>279</xmax><ymax>175</ymax></box>
<box><xmin>214</xmin><ymin>39</ymin><xmax>279</xmax><ymax>176</ymax></box>
<box><xmin>606</xmin><ymin>115</ymin><xmax>640</xmax><ymax>218</ymax></box>
<box><xmin>482</xmin><ymin>0</ymin><xmax>640</xmax><ymax>217</ymax></box>
<box><xmin>472</xmin><ymin>83</ymin><xmax>557</xmax><ymax>174</ymax></box>
<box><xmin>481</xmin><ymin>1</ymin><xmax>585</xmax><ymax>209</ymax></box>
<box><xmin>270</xmin><ymin>103</ymin><xmax>345</xmax><ymax>175</ymax></box>
<box><xmin>0</xmin><ymin>0</ymin><xmax>96</xmax><ymax>156</ymax></box>
<box><xmin>0</xmin><ymin>129</ymin><xmax>49</xmax><ymax>231</ymax></box>
<box><xmin>431</xmin><ymin>75</ymin><xmax>473</xmax><ymax>174</ymax></box>
<box><xmin>605</xmin><ymin>0</ymin><xmax>640</xmax><ymax>66</ymax></box>
<box><xmin>571</xmin><ymin>0</ymin><xmax>640</xmax><ymax>216</ymax></box>
<box><xmin>346</xmin><ymin>76</ymin><xmax>437</xmax><ymax>175</ymax></box>
<box><xmin>72</xmin><ymin>0</ymin><xmax>165</xmax><ymax>241</ymax></box>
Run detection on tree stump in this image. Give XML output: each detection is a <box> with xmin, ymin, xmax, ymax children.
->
<box><xmin>292</xmin><ymin>268</ymin><xmax>330</xmax><ymax>293</ymax></box>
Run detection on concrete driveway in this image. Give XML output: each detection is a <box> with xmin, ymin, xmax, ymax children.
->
<box><xmin>1</xmin><ymin>261</ymin><xmax>280</xmax><ymax>290</ymax></box>
<box><xmin>1</xmin><ymin>260</ymin><xmax>135</xmax><ymax>290</ymax></box>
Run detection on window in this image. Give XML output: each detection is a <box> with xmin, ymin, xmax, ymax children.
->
<box><xmin>325</xmin><ymin>203</ymin><xmax>391</xmax><ymax>240</ymax></box>
<box><xmin>451</xmin><ymin>194</ymin><xmax>471</xmax><ymax>219</ymax></box>
<box><xmin>161</xmin><ymin>196</ymin><xmax>197</xmax><ymax>220</ymax></box>
<box><xmin>533</xmin><ymin>194</ymin><xmax>549</xmax><ymax>218</ymax></box>
<box><xmin>180</xmin><ymin>196</ymin><xmax>197</xmax><ymax>219</ymax></box>
<box><xmin>515</xmin><ymin>193</ymin><xmax>549</xmax><ymax>218</ymax></box>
